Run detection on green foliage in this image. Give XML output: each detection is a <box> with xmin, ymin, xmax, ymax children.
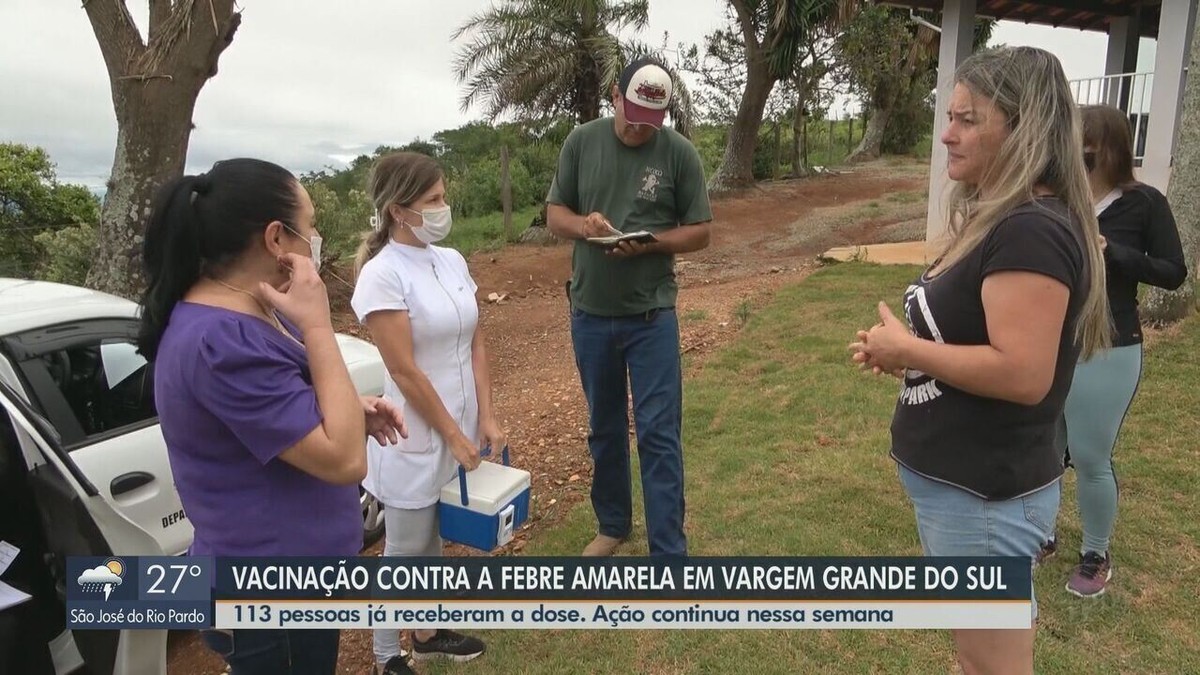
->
<box><xmin>743</xmin><ymin>116</ymin><xmax>868</xmax><ymax>178</ymax></box>
<box><xmin>752</xmin><ymin>128</ymin><xmax>778</xmax><ymax>179</ymax></box>
<box><xmin>880</xmin><ymin>83</ymin><xmax>934</xmax><ymax>155</ymax></box>
<box><xmin>453</xmin><ymin>0</ymin><xmax>644</xmax><ymax>124</ymax></box>
<box><xmin>442</xmin><ymin>205</ymin><xmax>541</xmax><ymax>254</ymax></box>
<box><xmin>836</xmin><ymin>5</ymin><xmax>920</xmax><ymax>112</ymax></box>
<box><xmin>682</xmin><ymin>8</ymin><xmax>746</xmax><ymax>126</ymax></box>
<box><xmin>453</xmin><ymin>1</ymin><xmax>695</xmax><ymax>133</ymax></box>
<box><xmin>688</xmin><ymin>125</ymin><xmax>728</xmax><ymax>180</ymax></box>
<box><xmin>302</xmin><ymin>119</ymin><xmax>575</xmax><ymax>257</ymax></box>
<box><xmin>33</xmin><ymin>222</ymin><xmax>97</xmax><ymax>286</ymax></box>
<box><xmin>449</xmin><ymin>158</ymin><xmax>536</xmax><ymax>218</ymax></box>
<box><xmin>302</xmin><ymin>180</ymin><xmax>373</xmax><ymax>261</ymax></box>
<box><xmin>836</xmin><ymin>7</ymin><xmax>994</xmax><ymax>156</ymax></box>
<box><xmin>0</xmin><ymin>143</ymin><xmax>99</xmax><ymax>278</ymax></box>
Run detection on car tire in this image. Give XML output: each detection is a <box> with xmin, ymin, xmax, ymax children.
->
<box><xmin>360</xmin><ymin>487</ymin><xmax>386</xmax><ymax>549</ymax></box>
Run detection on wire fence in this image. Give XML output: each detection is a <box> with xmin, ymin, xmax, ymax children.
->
<box><xmin>757</xmin><ymin>109</ymin><xmax>870</xmax><ymax>179</ymax></box>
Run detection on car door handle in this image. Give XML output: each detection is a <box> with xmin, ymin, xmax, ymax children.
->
<box><xmin>110</xmin><ymin>471</ymin><xmax>154</xmax><ymax>496</ymax></box>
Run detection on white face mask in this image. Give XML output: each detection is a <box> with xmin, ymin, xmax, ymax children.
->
<box><xmin>284</xmin><ymin>223</ymin><xmax>322</xmax><ymax>272</ymax></box>
<box><xmin>406</xmin><ymin>205</ymin><xmax>453</xmax><ymax>244</ymax></box>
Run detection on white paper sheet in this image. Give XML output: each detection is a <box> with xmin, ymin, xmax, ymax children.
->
<box><xmin>0</xmin><ymin>540</ymin><xmax>17</xmax><ymax>576</ymax></box>
<box><xmin>0</xmin><ymin>580</ymin><xmax>32</xmax><ymax>611</ymax></box>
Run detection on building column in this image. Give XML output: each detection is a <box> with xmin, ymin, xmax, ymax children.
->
<box><xmin>1104</xmin><ymin>15</ymin><xmax>1139</xmax><ymax>109</ymax></box>
<box><xmin>924</xmin><ymin>0</ymin><xmax>977</xmax><ymax>259</ymax></box>
<box><xmin>1142</xmin><ymin>0</ymin><xmax>1198</xmax><ymax>191</ymax></box>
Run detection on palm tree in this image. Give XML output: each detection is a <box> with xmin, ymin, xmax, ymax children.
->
<box><xmin>452</xmin><ymin>0</ymin><xmax>692</xmax><ymax>133</ymax></box>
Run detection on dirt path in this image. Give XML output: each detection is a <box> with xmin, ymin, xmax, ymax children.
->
<box><xmin>166</xmin><ymin>159</ymin><xmax>928</xmax><ymax>674</ymax></box>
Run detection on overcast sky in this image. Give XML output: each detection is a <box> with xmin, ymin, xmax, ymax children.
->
<box><xmin>0</xmin><ymin>1</ymin><xmax>1158</xmax><ymax>189</ymax></box>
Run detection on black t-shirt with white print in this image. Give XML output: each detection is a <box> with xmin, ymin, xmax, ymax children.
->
<box><xmin>890</xmin><ymin>198</ymin><xmax>1088</xmax><ymax>501</ymax></box>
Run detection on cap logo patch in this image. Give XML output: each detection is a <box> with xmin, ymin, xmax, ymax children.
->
<box><xmin>635</xmin><ymin>80</ymin><xmax>668</xmax><ymax>105</ymax></box>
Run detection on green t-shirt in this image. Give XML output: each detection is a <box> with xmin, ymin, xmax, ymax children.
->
<box><xmin>546</xmin><ymin>118</ymin><xmax>713</xmax><ymax>316</ymax></box>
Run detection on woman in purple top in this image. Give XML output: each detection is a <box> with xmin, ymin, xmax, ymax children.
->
<box><xmin>137</xmin><ymin>158</ymin><xmax>406</xmax><ymax>675</ymax></box>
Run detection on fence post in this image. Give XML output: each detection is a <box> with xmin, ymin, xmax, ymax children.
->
<box><xmin>802</xmin><ymin>117</ymin><xmax>808</xmax><ymax>168</ymax></box>
<box><xmin>828</xmin><ymin>117</ymin><xmax>835</xmax><ymax>164</ymax></box>
<box><xmin>500</xmin><ymin>145</ymin><xmax>513</xmax><ymax>242</ymax></box>
<box><xmin>847</xmin><ymin>117</ymin><xmax>855</xmax><ymax>154</ymax></box>
<box><xmin>773</xmin><ymin>121</ymin><xmax>782</xmax><ymax>180</ymax></box>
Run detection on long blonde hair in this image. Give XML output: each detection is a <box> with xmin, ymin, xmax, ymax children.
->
<box><xmin>939</xmin><ymin>46</ymin><xmax>1110</xmax><ymax>358</ymax></box>
<box><xmin>354</xmin><ymin>152</ymin><xmax>444</xmax><ymax>275</ymax></box>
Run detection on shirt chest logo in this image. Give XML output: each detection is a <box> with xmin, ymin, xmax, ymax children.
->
<box><xmin>638</xmin><ymin>166</ymin><xmax>664</xmax><ymax>201</ymax></box>
<box><xmin>900</xmin><ymin>283</ymin><xmax>945</xmax><ymax>406</ymax></box>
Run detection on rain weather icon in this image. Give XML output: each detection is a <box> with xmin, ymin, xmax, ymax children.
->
<box><xmin>77</xmin><ymin>557</ymin><xmax>125</xmax><ymax>601</ymax></box>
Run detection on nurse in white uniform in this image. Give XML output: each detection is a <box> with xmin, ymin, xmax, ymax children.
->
<box><xmin>351</xmin><ymin>151</ymin><xmax>504</xmax><ymax>675</ymax></box>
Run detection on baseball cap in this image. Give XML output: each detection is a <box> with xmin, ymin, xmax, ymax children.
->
<box><xmin>618</xmin><ymin>57</ymin><xmax>673</xmax><ymax>129</ymax></box>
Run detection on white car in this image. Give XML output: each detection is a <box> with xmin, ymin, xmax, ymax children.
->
<box><xmin>0</xmin><ymin>278</ymin><xmax>388</xmax><ymax>674</ymax></box>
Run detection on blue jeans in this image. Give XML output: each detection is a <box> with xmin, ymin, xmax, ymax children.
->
<box><xmin>200</xmin><ymin>628</ymin><xmax>339</xmax><ymax>675</ymax></box>
<box><xmin>570</xmin><ymin>306</ymin><xmax>686</xmax><ymax>556</ymax></box>
<box><xmin>898</xmin><ymin>464</ymin><xmax>1059</xmax><ymax>618</ymax></box>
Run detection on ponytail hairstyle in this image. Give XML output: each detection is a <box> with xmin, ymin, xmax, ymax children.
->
<box><xmin>354</xmin><ymin>152</ymin><xmax>444</xmax><ymax>275</ymax></box>
<box><xmin>137</xmin><ymin>158</ymin><xmax>300</xmax><ymax>360</ymax></box>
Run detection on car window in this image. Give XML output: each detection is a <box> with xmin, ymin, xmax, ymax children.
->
<box><xmin>34</xmin><ymin>336</ymin><xmax>157</xmax><ymax>444</ymax></box>
<box><xmin>100</xmin><ymin>342</ymin><xmax>145</xmax><ymax>389</ymax></box>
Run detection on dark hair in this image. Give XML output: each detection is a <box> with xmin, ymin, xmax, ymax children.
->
<box><xmin>1080</xmin><ymin>104</ymin><xmax>1138</xmax><ymax>189</ymax></box>
<box><xmin>137</xmin><ymin>158</ymin><xmax>300</xmax><ymax>359</ymax></box>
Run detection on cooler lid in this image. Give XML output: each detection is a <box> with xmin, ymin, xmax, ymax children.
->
<box><xmin>440</xmin><ymin>461</ymin><xmax>531</xmax><ymax>515</ymax></box>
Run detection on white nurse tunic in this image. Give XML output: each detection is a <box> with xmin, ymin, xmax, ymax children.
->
<box><xmin>351</xmin><ymin>240</ymin><xmax>480</xmax><ymax>509</ymax></box>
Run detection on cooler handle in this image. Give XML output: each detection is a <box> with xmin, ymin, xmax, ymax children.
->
<box><xmin>456</xmin><ymin>444</ymin><xmax>512</xmax><ymax>506</ymax></box>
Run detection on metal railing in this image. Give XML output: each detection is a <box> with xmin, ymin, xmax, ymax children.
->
<box><xmin>1069</xmin><ymin>72</ymin><xmax>1154</xmax><ymax>162</ymax></box>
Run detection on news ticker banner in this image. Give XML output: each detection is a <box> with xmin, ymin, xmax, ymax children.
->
<box><xmin>66</xmin><ymin>556</ymin><xmax>1032</xmax><ymax>631</ymax></box>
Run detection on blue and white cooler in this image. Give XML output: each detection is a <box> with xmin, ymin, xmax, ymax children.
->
<box><xmin>438</xmin><ymin>446</ymin><xmax>531</xmax><ymax>552</ymax></box>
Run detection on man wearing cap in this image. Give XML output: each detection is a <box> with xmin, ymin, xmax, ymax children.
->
<box><xmin>546</xmin><ymin>57</ymin><xmax>713</xmax><ymax>557</ymax></box>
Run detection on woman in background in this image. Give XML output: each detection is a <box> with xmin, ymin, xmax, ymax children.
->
<box><xmin>1041</xmin><ymin>104</ymin><xmax>1187</xmax><ymax>598</ymax></box>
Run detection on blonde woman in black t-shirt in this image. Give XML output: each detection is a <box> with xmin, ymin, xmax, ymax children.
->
<box><xmin>850</xmin><ymin>47</ymin><xmax>1111</xmax><ymax>675</ymax></box>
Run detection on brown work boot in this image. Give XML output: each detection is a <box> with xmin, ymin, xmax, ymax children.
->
<box><xmin>582</xmin><ymin>534</ymin><xmax>625</xmax><ymax>557</ymax></box>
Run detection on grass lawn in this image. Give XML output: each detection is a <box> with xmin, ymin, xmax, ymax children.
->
<box><xmin>441</xmin><ymin>205</ymin><xmax>541</xmax><ymax>256</ymax></box>
<box><xmin>426</xmin><ymin>263</ymin><xmax>1200</xmax><ymax>674</ymax></box>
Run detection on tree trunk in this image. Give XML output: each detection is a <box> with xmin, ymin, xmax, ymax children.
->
<box><xmin>799</xmin><ymin>109</ymin><xmax>810</xmax><ymax>174</ymax></box>
<box><xmin>772</xmin><ymin>122</ymin><xmax>782</xmax><ymax>180</ymax></box>
<box><xmin>847</xmin><ymin>106</ymin><xmax>891</xmax><ymax>163</ymax></box>
<box><xmin>828</xmin><ymin>118</ymin><xmax>835</xmax><ymax>163</ymax></box>
<box><xmin>576</xmin><ymin>58</ymin><xmax>604</xmax><ymax>124</ymax></box>
<box><xmin>708</xmin><ymin>60</ymin><xmax>776</xmax><ymax>192</ymax></box>
<box><xmin>89</xmin><ymin>85</ymin><xmax>203</xmax><ymax>296</ymax></box>
<box><xmin>1143</xmin><ymin>20</ymin><xmax>1200</xmax><ymax>322</ymax></box>
<box><xmin>790</xmin><ymin>100</ymin><xmax>803</xmax><ymax>177</ymax></box>
<box><xmin>83</xmin><ymin>1</ymin><xmax>240</xmax><ymax>298</ymax></box>
<box><xmin>500</xmin><ymin>145</ymin><xmax>513</xmax><ymax>242</ymax></box>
